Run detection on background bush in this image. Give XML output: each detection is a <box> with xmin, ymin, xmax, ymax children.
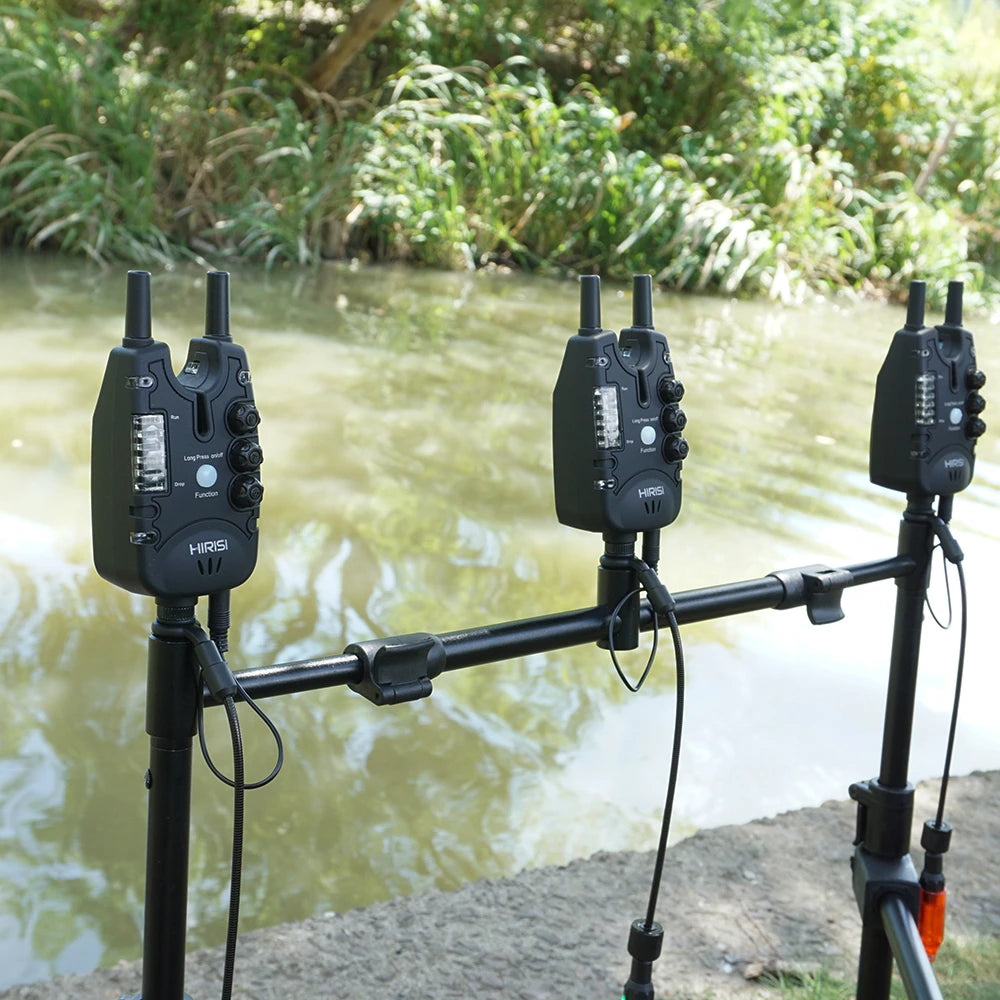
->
<box><xmin>1</xmin><ymin>0</ymin><xmax>999</xmax><ymax>303</ymax></box>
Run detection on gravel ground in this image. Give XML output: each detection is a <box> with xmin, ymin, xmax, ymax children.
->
<box><xmin>3</xmin><ymin>771</ymin><xmax>998</xmax><ymax>1000</ymax></box>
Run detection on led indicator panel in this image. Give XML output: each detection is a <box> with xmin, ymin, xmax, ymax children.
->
<box><xmin>593</xmin><ymin>385</ymin><xmax>622</xmax><ymax>449</ymax></box>
<box><xmin>914</xmin><ymin>372</ymin><xmax>936</xmax><ymax>426</ymax></box>
<box><xmin>131</xmin><ymin>414</ymin><xmax>168</xmax><ymax>493</ymax></box>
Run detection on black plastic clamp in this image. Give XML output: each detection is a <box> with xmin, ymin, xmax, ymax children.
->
<box><xmin>769</xmin><ymin>563</ymin><xmax>854</xmax><ymax>624</ymax></box>
<box><xmin>345</xmin><ymin>632</ymin><xmax>446</xmax><ymax>706</ymax></box>
<box><xmin>849</xmin><ymin>778</ymin><xmax>920</xmax><ymax>926</ymax></box>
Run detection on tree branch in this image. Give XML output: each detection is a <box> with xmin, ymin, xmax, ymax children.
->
<box><xmin>304</xmin><ymin>0</ymin><xmax>408</xmax><ymax>96</ymax></box>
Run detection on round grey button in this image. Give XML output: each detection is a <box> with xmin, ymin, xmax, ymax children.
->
<box><xmin>640</xmin><ymin>425</ymin><xmax>657</xmax><ymax>445</ymax></box>
<box><xmin>196</xmin><ymin>464</ymin><xmax>218</xmax><ymax>488</ymax></box>
<box><xmin>949</xmin><ymin>407</ymin><xmax>963</xmax><ymax>426</ymax></box>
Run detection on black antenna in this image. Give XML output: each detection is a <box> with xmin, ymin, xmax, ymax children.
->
<box><xmin>944</xmin><ymin>280</ymin><xmax>964</xmax><ymax>328</ymax></box>
<box><xmin>579</xmin><ymin>275</ymin><xmax>602</xmax><ymax>334</ymax></box>
<box><xmin>205</xmin><ymin>271</ymin><xmax>232</xmax><ymax>341</ymax></box>
<box><xmin>904</xmin><ymin>280</ymin><xmax>926</xmax><ymax>332</ymax></box>
<box><xmin>124</xmin><ymin>270</ymin><xmax>152</xmax><ymax>345</ymax></box>
<box><xmin>632</xmin><ymin>274</ymin><xmax>653</xmax><ymax>328</ymax></box>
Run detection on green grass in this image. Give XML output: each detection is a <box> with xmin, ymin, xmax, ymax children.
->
<box><xmin>764</xmin><ymin>934</ymin><xmax>1000</xmax><ymax>1000</ymax></box>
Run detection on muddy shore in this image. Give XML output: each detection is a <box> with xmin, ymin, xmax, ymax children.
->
<box><xmin>3</xmin><ymin>771</ymin><xmax>998</xmax><ymax>1000</ymax></box>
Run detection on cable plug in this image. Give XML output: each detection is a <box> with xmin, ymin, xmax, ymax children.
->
<box><xmin>622</xmin><ymin>919</ymin><xmax>663</xmax><ymax>1000</ymax></box>
<box><xmin>930</xmin><ymin>518</ymin><xmax>964</xmax><ymax>565</ymax></box>
<box><xmin>631</xmin><ymin>560</ymin><xmax>675</xmax><ymax>619</ymax></box>
<box><xmin>918</xmin><ymin>819</ymin><xmax>952</xmax><ymax>961</ymax></box>
<box><xmin>186</xmin><ymin>625</ymin><xmax>237</xmax><ymax>701</ymax></box>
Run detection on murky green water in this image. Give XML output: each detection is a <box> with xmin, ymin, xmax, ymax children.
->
<box><xmin>1</xmin><ymin>254</ymin><xmax>998</xmax><ymax>988</ymax></box>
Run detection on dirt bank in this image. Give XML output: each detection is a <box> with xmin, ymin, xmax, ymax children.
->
<box><xmin>3</xmin><ymin>772</ymin><xmax>998</xmax><ymax>1000</ymax></box>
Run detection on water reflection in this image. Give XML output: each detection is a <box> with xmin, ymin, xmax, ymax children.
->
<box><xmin>0</xmin><ymin>253</ymin><xmax>998</xmax><ymax>988</ymax></box>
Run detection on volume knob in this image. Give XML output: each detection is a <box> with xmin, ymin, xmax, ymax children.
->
<box><xmin>227</xmin><ymin>401</ymin><xmax>260</xmax><ymax>435</ymax></box>
<box><xmin>230</xmin><ymin>439</ymin><xmax>264</xmax><ymax>473</ymax></box>
<box><xmin>658</xmin><ymin>377</ymin><xmax>685</xmax><ymax>404</ymax></box>
<box><xmin>662</xmin><ymin>434</ymin><xmax>689</xmax><ymax>463</ymax></box>
<box><xmin>230</xmin><ymin>474</ymin><xmax>264</xmax><ymax>510</ymax></box>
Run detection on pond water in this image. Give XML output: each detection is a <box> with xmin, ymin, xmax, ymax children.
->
<box><xmin>0</xmin><ymin>253</ymin><xmax>998</xmax><ymax>988</ymax></box>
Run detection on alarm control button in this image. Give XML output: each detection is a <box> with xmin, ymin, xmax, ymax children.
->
<box><xmin>966</xmin><ymin>367</ymin><xmax>987</xmax><ymax>391</ymax></box>
<box><xmin>662</xmin><ymin>435</ymin><xmax>689</xmax><ymax>463</ymax></box>
<box><xmin>227</xmin><ymin>401</ymin><xmax>260</xmax><ymax>435</ymax></box>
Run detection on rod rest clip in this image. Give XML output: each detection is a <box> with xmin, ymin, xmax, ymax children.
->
<box><xmin>345</xmin><ymin>632</ymin><xmax>446</xmax><ymax>706</ymax></box>
<box><xmin>768</xmin><ymin>564</ymin><xmax>854</xmax><ymax>625</ymax></box>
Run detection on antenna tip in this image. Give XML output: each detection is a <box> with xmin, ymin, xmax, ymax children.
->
<box><xmin>579</xmin><ymin>274</ymin><xmax>602</xmax><ymax>332</ymax></box>
<box><xmin>124</xmin><ymin>270</ymin><xmax>152</xmax><ymax>342</ymax></box>
<box><xmin>944</xmin><ymin>280</ymin><xmax>964</xmax><ymax>327</ymax></box>
<box><xmin>905</xmin><ymin>280</ymin><xmax>927</xmax><ymax>331</ymax></box>
<box><xmin>632</xmin><ymin>274</ymin><xmax>653</xmax><ymax>328</ymax></box>
<box><xmin>205</xmin><ymin>270</ymin><xmax>232</xmax><ymax>341</ymax></box>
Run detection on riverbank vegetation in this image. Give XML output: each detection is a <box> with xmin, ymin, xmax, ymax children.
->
<box><xmin>2</xmin><ymin>0</ymin><xmax>1000</xmax><ymax>303</ymax></box>
<box><xmin>772</xmin><ymin>932</ymin><xmax>1000</xmax><ymax>998</ymax></box>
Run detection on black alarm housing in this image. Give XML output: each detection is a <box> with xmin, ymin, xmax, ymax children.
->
<box><xmin>92</xmin><ymin>271</ymin><xmax>263</xmax><ymax>601</ymax></box>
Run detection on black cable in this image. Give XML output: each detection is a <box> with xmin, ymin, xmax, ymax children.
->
<box><xmin>196</xmin><ymin>679</ymin><xmax>284</xmax><ymax>790</ymax></box>
<box><xmin>607</xmin><ymin>557</ymin><xmax>686</xmax><ymax>934</ymax></box>
<box><xmin>642</xmin><ymin>609</ymin><xmax>685</xmax><ymax>930</ymax></box>
<box><xmin>187</xmin><ymin>615</ymin><xmax>284</xmax><ymax>1000</ymax></box>
<box><xmin>924</xmin><ymin>543</ymin><xmax>953</xmax><ymax>630</ymax></box>
<box><xmin>221</xmin><ymin>695</ymin><xmax>245</xmax><ymax>1000</ymax></box>
<box><xmin>927</xmin><ymin>503</ymin><xmax>968</xmax><ymax>829</ymax></box>
<box><xmin>608</xmin><ymin>587</ymin><xmax>659</xmax><ymax>692</ymax></box>
<box><xmin>935</xmin><ymin>559</ymin><xmax>967</xmax><ymax>829</ymax></box>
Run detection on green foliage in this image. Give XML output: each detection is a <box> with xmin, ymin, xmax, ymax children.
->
<box><xmin>1</xmin><ymin>0</ymin><xmax>999</xmax><ymax>302</ymax></box>
<box><xmin>0</xmin><ymin>5</ymin><xmax>179</xmax><ymax>263</ymax></box>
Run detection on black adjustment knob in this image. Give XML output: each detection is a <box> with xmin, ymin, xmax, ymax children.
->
<box><xmin>227</xmin><ymin>400</ymin><xmax>260</xmax><ymax>435</ymax></box>
<box><xmin>230</xmin><ymin>474</ymin><xmax>264</xmax><ymax>510</ymax></box>
<box><xmin>657</xmin><ymin>376</ymin><xmax>685</xmax><ymax>404</ymax></box>
<box><xmin>966</xmin><ymin>392</ymin><xmax>986</xmax><ymax>415</ymax></box>
<box><xmin>965</xmin><ymin>417</ymin><xmax>987</xmax><ymax>439</ymax></box>
<box><xmin>230</xmin><ymin>438</ymin><xmax>264</xmax><ymax>472</ymax></box>
<box><xmin>660</xmin><ymin>405</ymin><xmax>687</xmax><ymax>432</ymax></box>
<box><xmin>662</xmin><ymin>434</ymin><xmax>689</xmax><ymax>462</ymax></box>
<box><xmin>966</xmin><ymin>367</ymin><xmax>987</xmax><ymax>391</ymax></box>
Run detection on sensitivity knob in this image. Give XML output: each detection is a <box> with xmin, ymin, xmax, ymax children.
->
<box><xmin>230</xmin><ymin>474</ymin><xmax>264</xmax><ymax>510</ymax></box>
<box><xmin>662</xmin><ymin>434</ymin><xmax>689</xmax><ymax>463</ymax></box>
<box><xmin>227</xmin><ymin>400</ymin><xmax>260</xmax><ymax>435</ymax></box>
<box><xmin>965</xmin><ymin>417</ymin><xmax>987</xmax><ymax>439</ymax></box>
<box><xmin>657</xmin><ymin>376</ymin><xmax>685</xmax><ymax>404</ymax></box>
<box><xmin>660</xmin><ymin>406</ymin><xmax>687</xmax><ymax>432</ymax></box>
<box><xmin>966</xmin><ymin>392</ymin><xmax>986</xmax><ymax>415</ymax></box>
<box><xmin>966</xmin><ymin>367</ymin><xmax>987</xmax><ymax>391</ymax></box>
<box><xmin>230</xmin><ymin>438</ymin><xmax>264</xmax><ymax>472</ymax></box>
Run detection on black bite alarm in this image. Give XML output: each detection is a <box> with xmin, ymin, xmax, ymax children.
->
<box><xmin>91</xmin><ymin>270</ymin><xmax>263</xmax><ymax>601</ymax></box>
<box><xmin>870</xmin><ymin>280</ymin><xmax>986</xmax><ymax>497</ymax></box>
<box><xmin>553</xmin><ymin>274</ymin><xmax>688</xmax><ymax>536</ymax></box>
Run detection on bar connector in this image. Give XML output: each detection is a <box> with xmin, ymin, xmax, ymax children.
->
<box><xmin>769</xmin><ymin>564</ymin><xmax>854</xmax><ymax>624</ymax></box>
<box><xmin>345</xmin><ymin>632</ymin><xmax>446</xmax><ymax>705</ymax></box>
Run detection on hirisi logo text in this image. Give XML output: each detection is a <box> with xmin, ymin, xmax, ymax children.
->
<box><xmin>189</xmin><ymin>539</ymin><xmax>229</xmax><ymax>556</ymax></box>
<box><xmin>944</xmin><ymin>457</ymin><xmax>966</xmax><ymax>469</ymax></box>
<box><xmin>637</xmin><ymin>485</ymin><xmax>665</xmax><ymax>499</ymax></box>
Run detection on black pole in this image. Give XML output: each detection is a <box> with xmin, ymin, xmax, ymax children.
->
<box><xmin>853</xmin><ymin>495</ymin><xmax>937</xmax><ymax>1000</ymax></box>
<box><xmin>878</xmin><ymin>497</ymin><xmax>936</xmax><ymax>788</ymax></box>
<box><xmin>137</xmin><ymin>605</ymin><xmax>200</xmax><ymax>1000</ymax></box>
